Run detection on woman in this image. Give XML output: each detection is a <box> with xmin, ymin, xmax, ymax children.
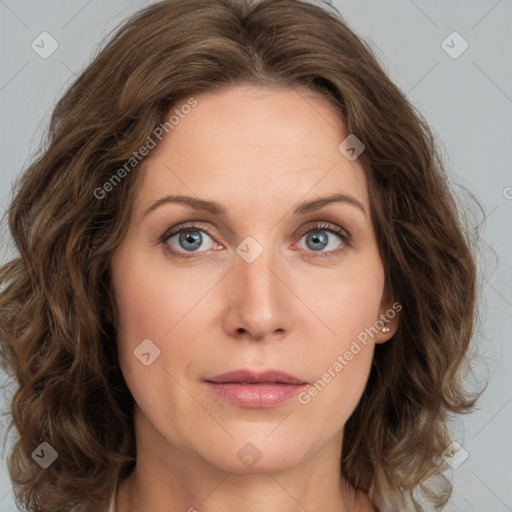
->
<box><xmin>0</xmin><ymin>0</ymin><xmax>482</xmax><ymax>510</ymax></box>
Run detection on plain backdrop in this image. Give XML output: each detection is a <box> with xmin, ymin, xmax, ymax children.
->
<box><xmin>0</xmin><ymin>1</ymin><xmax>511</xmax><ymax>510</ymax></box>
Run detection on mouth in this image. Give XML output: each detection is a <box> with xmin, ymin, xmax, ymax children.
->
<box><xmin>204</xmin><ymin>369</ymin><xmax>307</xmax><ymax>385</ymax></box>
<box><xmin>203</xmin><ymin>369</ymin><xmax>308</xmax><ymax>408</ymax></box>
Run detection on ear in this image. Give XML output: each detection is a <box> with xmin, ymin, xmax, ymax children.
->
<box><xmin>374</xmin><ymin>285</ymin><xmax>401</xmax><ymax>344</ymax></box>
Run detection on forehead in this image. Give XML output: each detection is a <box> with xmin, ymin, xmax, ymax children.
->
<box><xmin>134</xmin><ymin>85</ymin><xmax>369</xmax><ymax>216</ymax></box>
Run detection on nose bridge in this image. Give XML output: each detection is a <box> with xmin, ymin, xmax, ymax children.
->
<box><xmin>226</xmin><ymin>239</ymin><xmax>291</xmax><ymax>339</ymax></box>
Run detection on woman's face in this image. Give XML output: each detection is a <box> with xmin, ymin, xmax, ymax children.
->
<box><xmin>111</xmin><ymin>84</ymin><xmax>396</xmax><ymax>474</ymax></box>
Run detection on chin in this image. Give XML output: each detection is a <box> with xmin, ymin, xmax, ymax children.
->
<box><xmin>196</xmin><ymin>435</ymin><xmax>312</xmax><ymax>474</ymax></box>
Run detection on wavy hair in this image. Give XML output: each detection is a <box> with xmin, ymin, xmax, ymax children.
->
<box><xmin>0</xmin><ymin>0</ymin><xmax>483</xmax><ymax>510</ymax></box>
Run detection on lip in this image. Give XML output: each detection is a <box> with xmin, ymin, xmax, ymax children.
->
<box><xmin>204</xmin><ymin>369</ymin><xmax>307</xmax><ymax>385</ymax></box>
<box><xmin>203</xmin><ymin>369</ymin><xmax>308</xmax><ymax>408</ymax></box>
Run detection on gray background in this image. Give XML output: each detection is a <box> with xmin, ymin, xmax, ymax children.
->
<box><xmin>0</xmin><ymin>0</ymin><xmax>511</xmax><ymax>510</ymax></box>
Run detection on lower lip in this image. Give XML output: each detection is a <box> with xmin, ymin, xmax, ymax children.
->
<box><xmin>204</xmin><ymin>382</ymin><xmax>307</xmax><ymax>408</ymax></box>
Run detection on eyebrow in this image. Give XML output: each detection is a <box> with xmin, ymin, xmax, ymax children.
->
<box><xmin>143</xmin><ymin>193</ymin><xmax>367</xmax><ymax>218</ymax></box>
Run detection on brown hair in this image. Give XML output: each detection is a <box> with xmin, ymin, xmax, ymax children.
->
<box><xmin>0</xmin><ymin>0</ymin><xmax>483</xmax><ymax>510</ymax></box>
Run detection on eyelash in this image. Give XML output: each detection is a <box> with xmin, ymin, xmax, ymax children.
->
<box><xmin>160</xmin><ymin>221</ymin><xmax>353</xmax><ymax>260</ymax></box>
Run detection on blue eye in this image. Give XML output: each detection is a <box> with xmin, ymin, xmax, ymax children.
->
<box><xmin>165</xmin><ymin>227</ymin><xmax>215</xmax><ymax>254</ymax></box>
<box><xmin>297</xmin><ymin>224</ymin><xmax>349</xmax><ymax>253</ymax></box>
<box><xmin>161</xmin><ymin>221</ymin><xmax>351</xmax><ymax>259</ymax></box>
<box><xmin>300</xmin><ymin>231</ymin><xmax>337</xmax><ymax>252</ymax></box>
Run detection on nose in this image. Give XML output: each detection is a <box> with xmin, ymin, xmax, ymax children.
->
<box><xmin>222</xmin><ymin>246</ymin><xmax>293</xmax><ymax>342</ymax></box>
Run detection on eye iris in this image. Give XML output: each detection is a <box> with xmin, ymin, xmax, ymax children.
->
<box><xmin>172</xmin><ymin>228</ymin><xmax>336</xmax><ymax>253</ymax></box>
<box><xmin>179</xmin><ymin>231</ymin><xmax>202</xmax><ymax>251</ymax></box>
<box><xmin>306</xmin><ymin>231</ymin><xmax>328</xmax><ymax>251</ymax></box>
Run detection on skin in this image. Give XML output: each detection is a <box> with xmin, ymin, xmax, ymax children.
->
<box><xmin>111</xmin><ymin>84</ymin><xmax>398</xmax><ymax>512</ymax></box>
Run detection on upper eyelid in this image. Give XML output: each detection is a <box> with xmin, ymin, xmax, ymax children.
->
<box><xmin>162</xmin><ymin>221</ymin><xmax>215</xmax><ymax>241</ymax></box>
<box><xmin>162</xmin><ymin>221</ymin><xmax>350</xmax><ymax>245</ymax></box>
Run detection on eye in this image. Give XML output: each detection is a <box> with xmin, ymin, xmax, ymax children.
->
<box><xmin>160</xmin><ymin>221</ymin><xmax>351</xmax><ymax>260</ymax></box>
<box><xmin>162</xmin><ymin>224</ymin><xmax>221</xmax><ymax>258</ymax></box>
<box><xmin>297</xmin><ymin>222</ymin><xmax>351</xmax><ymax>254</ymax></box>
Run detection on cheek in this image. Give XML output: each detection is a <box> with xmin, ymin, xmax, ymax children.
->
<box><xmin>293</xmin><ymin>259</ymin><xmax>383</xmax><ymax>416</ymax></box>
<box><xmin>111</xmin><ymin>246</ymin><xmax>214</xmax><ymax>393</ymax></box>
<box><xmin>296</xmin><ymin>293</ymin><xmax>377</xmax><ymax>435</ymax></box>
<box><xmin>298</xmin><ymin>256</ymin><xmax>384</xmax><ymax>347</ymax></box>
<box><xmin>112</xmin><ymin>244</ymin><xmax>205</xmax><ymax>343</ymax></box>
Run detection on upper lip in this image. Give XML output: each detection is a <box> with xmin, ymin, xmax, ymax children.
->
<box><xmin>204</xmin><ymin>369</ymin><xmax>308</xmax><ymax>385</ymax></box>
